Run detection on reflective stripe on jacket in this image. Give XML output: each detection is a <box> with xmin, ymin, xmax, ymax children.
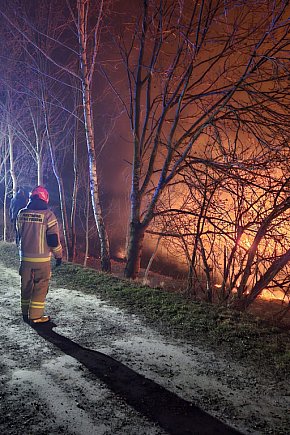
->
<box><xmin>17</xmin><ymin>208</ymin><xmax>62</xmax><ymax>262</ymax></box>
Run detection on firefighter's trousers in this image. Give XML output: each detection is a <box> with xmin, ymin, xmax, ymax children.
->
<box><xmin>19</xmin><ymin>261</ymin><xmax>51</xmax><ymax>320</ymax></box>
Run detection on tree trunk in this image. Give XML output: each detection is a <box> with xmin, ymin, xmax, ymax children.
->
<box><xmin>186</xmin><ymin>264</ymin><xmax>194</xmax><ymax>296</ymax></box>
<box><xmin>7</xmin><ymin>124</ymin><xmax>16</xmax><ymax>195</ymax></box>
<box><xmin>29</xmin><ymin>105</ymin><xmax>43</xmax><ymax>186</ymax></box>
<box><xmin>70</xmin><ymin>131</ymin><xmax>78</xmax><ymax>263</ymax></box>
<box><xmin>124</xmin><ymin>222</ymin><xmax>146</xmax><ymax>279</ymax></box>
<box><xmin>58</xmin><ymin>176</ymin><xmax>73</xmax><ymax>261</ymax></box>
<box><xmin>144</xmin><ymin>235</ymin><xmax>161</xmax><ymax>282</ymax></box>
<box><xmin>77</xmin><ymin>0</ymin><xmax>111</xmax><ymax>272</ymax></box>
<box><xmin>83</xmin><ymin>184</ymin><xmax>90</xmax><ymax>267</ymax></box>
<box><xmin>233</xmin><ymin>249</ymin><xmax>290</xmax><ymax>310</ymax></box>
<box><xmin>49</xmin><ymin>157</ymin><xmax>72</xmax><ymax>261</ymax></box>
<box><xmin>3</xmin><ymin>152</ymin><xmax>9</xmax><ymax>242</ymax></box>
<box><xmin>237</xmin><ymin>199</ymin><xmax>290</xmax><ymax>298</ymax></box>
<box><xmin>37</xmin><ymin>152</ymin><xmax>43</xmax><ymax>186</ymax></box>
<box><xmin>43</xmin><ymin>99</ymin><xmax>73</xmax><ymax>261</ymax></box>
<box><xmin>199</xmin><ymin>237</ymin><xmax>213</xmax><ymax>303</ymax></box>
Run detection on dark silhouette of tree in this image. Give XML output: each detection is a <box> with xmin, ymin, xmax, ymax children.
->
<box><xmin>106</xmin><ymin>0</ymin><xmax>289</xmax><ymax>278</ymax></box>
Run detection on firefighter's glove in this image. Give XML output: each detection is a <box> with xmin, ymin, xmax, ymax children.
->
<box><xmin>55</xmin><ymin>258</ymin><xmax>62</xmax><ymax>267</ymax></box>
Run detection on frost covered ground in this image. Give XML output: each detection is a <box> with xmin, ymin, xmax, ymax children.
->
<box><xmin>0</xmin><ymin>263</ymin><xmax>289</xmax><ymax>434</ymax></box>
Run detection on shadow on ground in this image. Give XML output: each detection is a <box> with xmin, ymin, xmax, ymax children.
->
<box><xmin>33</xmin><ymin>322</ymin><xmax>242</xmax><ymax>435</ymax></box>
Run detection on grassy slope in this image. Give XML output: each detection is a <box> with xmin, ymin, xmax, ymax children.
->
<box><xmin>1</xmin><ymin>241</ymin><xmax>289</xmax><ymax>380</ymax></box>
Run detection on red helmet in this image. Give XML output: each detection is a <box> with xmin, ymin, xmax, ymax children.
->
<box><xmin>30</xmin><ymin>186</ymin><xmax>49</xmax><ymax>203</ymax></box>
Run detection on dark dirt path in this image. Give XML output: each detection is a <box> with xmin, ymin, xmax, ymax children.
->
<box><xmin>0</xmin><ymin>263</ymin><xmax>289</xmax><ymax>434</ymax></box>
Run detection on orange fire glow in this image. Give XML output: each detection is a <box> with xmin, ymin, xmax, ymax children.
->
<box><xmin>259</xmin><ymin>289</ymin><xmax>289</xmax><ymax>302</ymax></box>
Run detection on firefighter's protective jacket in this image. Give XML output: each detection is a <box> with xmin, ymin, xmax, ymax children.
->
<box><xmin>17</xmin><ymin>199</ymin><xmax>62</xmax><ymax>263</ymax></box>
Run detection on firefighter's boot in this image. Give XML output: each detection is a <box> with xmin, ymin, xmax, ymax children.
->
<box><xmin>30</xmin><ymin>316</ymin><xmax>51</xmax><ymax>324</ymax></box>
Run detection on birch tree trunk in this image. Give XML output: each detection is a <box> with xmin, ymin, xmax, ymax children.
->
<box><xmin>43</xmin><ymin>97</ymin><xmax>73</xmax><ymax>261</ymax></box>
<box><xmin>29</xmin><ymin>108</ymin><xmax>43</xmax><ymax>186</ymax></box>
<box><xmin>77</xmin><ymin>0</ymin><xmax>111</xmax><ymax>272</ymax></box>
<box><xmin>7</xmin><ymin>124</ymin><xmax>16</xmax><ymax>196</ymax></box>
<box><xmin>144</xmin><ymin>235</ymin><xmax>161</xmax><ymax>282</ymax></box>
<box><xmin>36</xmin><ymin>153</ymin><xmax>43</xmax><ymax>186</ymax></box>
<box><xmin>3</xmin><ymin>144</ymin><xmax>9</xmax><ymax>242</ymax></box>
<box><xmin>83</xmin><ymin>182</ymin><xmax>90</xmax><ymax>268</ymax></box>
<box><xmin>70</xmin><ymin>125</ymin><xmax>79</xmax><ymax>263</ymax></box>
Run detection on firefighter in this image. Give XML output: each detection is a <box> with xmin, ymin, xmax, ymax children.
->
<box><xmin>9</xmin><ymin>187</ymin><xmax>29</xmax><ymax>243</ymax></box>
<box><xmin>16</xmin><ymin>186</ymin><xmax>62</xmax><ymax>324</ymax></box>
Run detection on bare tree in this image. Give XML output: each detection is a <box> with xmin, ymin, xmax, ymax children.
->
<box><xmin>73</xmin><ymin>0</ymin><xmax>111</xmax><ymax>271</ymax></box>
<box><xmin>106</xmin><ymin>0</ymin><xmax>289</xmax><ymax>278</ymax></box>
<box><xmin>0</xmin><ymin>0</ymin><xmax>112</xmax><ymax>272</ymax></box>
<box><xmin>0</xmin><ymin>131</ymin><xmax>10</xmax><ymax>241</ymax></box>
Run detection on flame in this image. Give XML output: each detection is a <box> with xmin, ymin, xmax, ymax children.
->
<box><xmin>240</xmin><ymin>235</ymin><xmax>252</xmax><ymax>249</ymax></box>
<box><xmin>259</xmin><ymin>289</ymin><xmax>289</xmax><ymax>301</ymax></box>
<box><xmin>115</xmin><ymin>247</ymin><xmax>126</xmax><ymax>259</ymax></box>
<box><xmin>213</xmin><ymin>283</ymin><xmax>288</xmax><ymax>302</ymax></box>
